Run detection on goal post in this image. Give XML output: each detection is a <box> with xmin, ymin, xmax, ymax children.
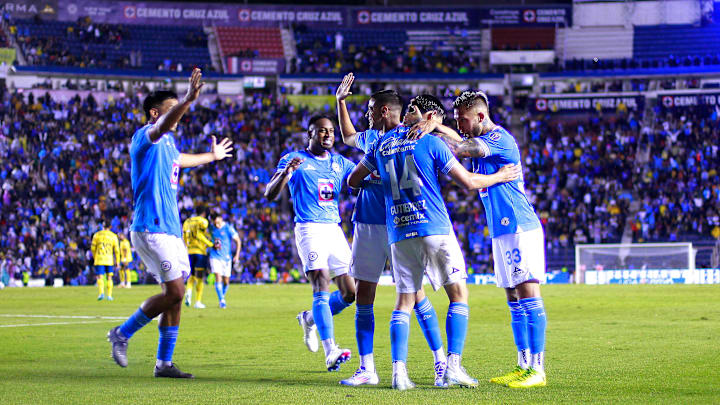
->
<box><xmin>575</xmin><ymin>243</ymin><xmax>695</xmax><ymax>284</ymax></box>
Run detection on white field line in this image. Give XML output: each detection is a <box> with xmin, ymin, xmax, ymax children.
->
<box><xmin>0</xmin><ymin>314</ymin><xmax>127</xmax><ymax>320</ymax></box>
<box><xmin>0</xmin><ymin>320</ymin><xmax>116</xmax><ymax>328</ymax></box>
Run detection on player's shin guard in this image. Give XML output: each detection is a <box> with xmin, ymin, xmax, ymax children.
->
<box><xmin>119</xmin><ymin>308</ymin><xmax>153</xmax><ymax>339</ymax></box>
<box><xmin>222</xmin><ymin>282</ymin><xmax>229</xmax><ymax>297</ymax></box>
<box><xmin>446</xmin><ymin>303</ymin><xmax>469</xmax><ymax>355</ymax></box>
<box><xmin>509</xmin><ymin>301</ymin><xmax>530</xmax><ymax>368</ymax></box>
<box><xmin>355</xmin><ymin>304</ymin><xmax>374</xmax><ymax>355</ymax></box>
<box><xmin>156</xmin><ymin>325</ymin><xmax>179</xmax><ymax>367</ymax></box>
<box><xmin>215</xmin><ymin>282</ymin><xmax>224</xmax><ymax>302</ymax></box>
<box><xmin>97</xmin><ymin>277</ymin><xmax>105</xmax><ymax>296</ymax></box>
<box><xmin>195</xmin><ymin>277</ymin><xmax>204</xmax><ymax>302</ymax></box>
<box><xmin>125</xmin><ymin>270</ymin><xmax>132</xmax><ymax>286</ymax></box>
<box><xmin>390</xmin><ymin>311</ymin><xmax>410</xmax><ymax>363</ymax></box>
<box><xmin>106</xmin><ymin>275</ymin><xmax>114</xmax><ymax>298</ymax></box>
<box><xmin>414</xmin><ymin>297</ymin><xmax>443</xmax><ymax>353</ymax></box>
<box><xmin>329</xmin><ymin>290</ymin><xmax>352</xmax><ymax>316</ymax></box>
<box><xmin>520</xmin><ymin>297</ymin><xmax>546</xmax><ymax>372</ymax></box>
<box><xmin>312</xmin><ymin>292</ymin><xmax>334</xmax><ymax>342</ymax></box>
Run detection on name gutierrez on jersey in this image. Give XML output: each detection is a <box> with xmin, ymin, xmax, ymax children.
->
<box><xmin>390</xmin><ymin>200</ymin><xmax>427</xmax><ymax>215</ymax></box>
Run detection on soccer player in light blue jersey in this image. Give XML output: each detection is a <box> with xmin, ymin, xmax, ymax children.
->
<box><xmin>209</xmin><ymin>211</ymin><xmax>241</xmax><ymax>309</ymax></box>
<box><xmin>107</xmin><ymin>68</ymin><xmax>233</xmax><ymax>378</ymax></box>
<box><xmin>335</xmin><ymin>74</ymin><xmax>452</xmax><ymax>387</ymax></box>
<box><xmin>265</xmin><ymin>115</ymin><xmax>357</xmax><ymax>372</ymax></box>
<box><xmin>424</xmin><ymin>90</ymin><xmax>548</xmax><ymax>388</ymax></box>
<box><xmin>348</xmin><ymin>111</ymin><xmax>520</xmax><ymax>390</ymax></box>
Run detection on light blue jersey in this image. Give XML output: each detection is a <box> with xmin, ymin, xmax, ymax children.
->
<box><xmin>130</xmin><ymin>124</ymin><xmax>182</xmax><ymax>238</ymax></box>
<box><xmin>471</xmin><ymin>126</ymin><xmax>541</xmax><ymax>238</ymax></box>
<box><xmin>361</xmin><ymin>126</ymin><xmax>458</xmax><ymax>244</ymax></box>
<box><xmin>209</xmin><ymin>223</ymin><xmax>238</xmax><ymax>262</ymax></box>
<box><xmin>352</xmin><ymin>129</ymin><xmax>385</xmax><ymax>225</ymax></box>
<box><xmin>276</xmin><ymin>150</ymin><xmax>355</xmax><ymax>224</ymax></box>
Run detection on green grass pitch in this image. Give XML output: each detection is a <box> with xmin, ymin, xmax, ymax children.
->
<box><xmin>0</xmin><ymin>284</ymin><xmax>718</xmax><ymax>404</ymax></box>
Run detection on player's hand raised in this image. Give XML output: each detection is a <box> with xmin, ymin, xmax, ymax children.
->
<box><xmin>211</xmin><ymin>136</ymin><xmax>233</xmax><ymax>161</ymax></box>
<box><xmin>407</xmin><ymin>119</ymin><xmax>438</xmax><ymax>141</ymax></box>
<box><xmin>184</xmin><ymin>68</ymin><xmax>205</xmax><ymax>103</ymax></box>
<box><xmin>283</xmin><ymin>157</ymin><xmax>305</xmax><ymax>176</ymax></box>
<box><xmin>496</xmin><ymin>163</ymin><xmax>522</xmax><ymax>183</ymax></box>
<box><xmin>336</xmin><ymin>73</ymin><xmax>354</xmax><ymax>101</ymax></box>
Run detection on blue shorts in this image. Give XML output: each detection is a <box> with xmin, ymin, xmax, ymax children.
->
<box><xmin>189</xmin><ymin>254</ymin><xmax>209</xmax><ymax>276</ymax></box>
<box><xmin>95</xmin><ymin>265</ymin><xmax>114</xmax><ymax>276</ymax></box>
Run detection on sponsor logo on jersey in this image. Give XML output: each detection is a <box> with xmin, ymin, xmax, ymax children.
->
<box><xmin>501</xmin><ymin>217</ymin><xmax>510</xmax><ymax>226</ymax></box>
<box><xmin>308</xmin><ymin>251</ymin><xmax>318</xmax><ymax>261</ymax></box>
<box><xmin>161</xmin><ymin>261</ymin><xmax>172</xmax><ymax>272</ymax></box>
<box><xmin>304</xmin><ymin>164</ymin><xmax>316</xmax><ymax>171</ymax></box>
<box><xmin>331</xmin><ymin>162</ymin><xmax>341</xmax><ymax>173</ymax></box>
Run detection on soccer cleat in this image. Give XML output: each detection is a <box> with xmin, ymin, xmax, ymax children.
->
<box><xmin>325</xmin><ymin>346</ymin><xmax>351</xmax><ymax>372</ymax></box>
<box><xmin>154</xmin><ymin>363</ymin><xmax>194</xmax><ymax>379</ymax></box>
<box><xmin>392</xmin><ymin>371</ymin><xmax>416</xmax><ymax>391</ymax></box>
<box><xmin>339</xmin><ymin>367</ymin><xmax>379</xmax><ymax>386</ymax></box>
<box><xmin>107</xmin><ymin>296</ymin><xmax>114</xmax><ymax>301</ymax></box>
<box><xmin>296</xmin><ymin>311</ymin><xmax>319</xmax><ymax>353</ymax></box>
<box><xmin>97</xmin><ymin>294</ymin><xmax>104</xmax><ymax>301</ymax></box>
<box><xmin>219</xmin><ymin>300</ymin><xmax>227</xmax><ymax>309</ymax></box>
<box><xmin>193</xmin><ymin>301</ymin><xmax>206</xmax><ymax>309</ymax></box>
<box><xmin>434</xmin><ymin>361</ymin><xmax>448</xmax><ymax>387</ymax></box>
<box><xmin>490</xmin><ymin>366</ymin><xmax>527</xmax><ymax>386</ymax></box>
<box><xmin>443</xmin><ymin>363</ymin><xmax>478</xmax><ymax>388</ymax></box>
<box><xmin>107</xmin><ymin>326</ymin><xmax>128</xmax><ymax>367</ymax></box>
<box><xmin>507</xmin><ymin>368</ymin><xmax>546</xmax><ymax>388</ymax></box>
<box><xmin>126</xmin><ymin>283</ymin><xmax>131</xmax><ymax>289</ymax></box>
<box><xmin>184</xmin><ymin>293</ymin><xmax>191</xmax><ymax>307</ymax></box>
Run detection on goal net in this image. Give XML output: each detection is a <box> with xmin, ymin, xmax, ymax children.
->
<box><xmin>575</xmin><ymin>243</ymin><xmax>695</xmax><ymax>284</ymax></box>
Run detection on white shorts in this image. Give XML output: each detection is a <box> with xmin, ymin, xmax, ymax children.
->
<box><xmin>390</xmin><ymin>231</ymin><xmax>467</xmax><ymax>293</ymax></box>
<box><xmin>350</xmin><ymin>223</ymin><xmax>390</xmax><ymax>283</ymax></box>
<box><xmin>295</xmin><ymin>223</ymin><xmax>351</xmax><ymax>279</ymax></box>
<box><xmin>492</xmin><ymin>227</ymin><xmax>546</xmax><ymax>288</ymax></box>
<box><xmin>130</xmin><ymin>232</ymin><xmax>190</xmax><ymax>284</ymax></box>
<box><xmin>210</xmin><ymin>258</ymin><xmax>231</xmax><ymax>278</ymax></box>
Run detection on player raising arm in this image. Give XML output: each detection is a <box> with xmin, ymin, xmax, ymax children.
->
<box><xmin>107</xmin><ymin>68</ymin><xmax>233</xmax><ymax>379</ymax></box>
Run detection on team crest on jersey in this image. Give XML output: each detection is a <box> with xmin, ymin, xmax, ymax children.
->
<box><xmin>501</xmin><ymin>217</ymin><xmax>510</xmax><ymax>226</ymax></box>
<box><xmin>318</xmin><ymin>179</ymin><xmax>334</xmax><ymax>205</ymax></box>
<box><xmin>489</xmin><ymin>132</ymin><xmax>501</xmax><ymax>141</ymax></box>
<box><xmin>331</xmin><ymin>162</ymin><xmax>341</xmax><ymax>173</ymax></box>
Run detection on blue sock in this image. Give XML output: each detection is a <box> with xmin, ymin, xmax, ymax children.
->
<box><xmin>329</xmin><ymin>290</ymin><xmax>351</xmax><ymax>316</ymax></box>
<box><xmin>215</xmin><ymin>282</ymin><xmax>224</xmax><ymax>302</ymax></box>
<box><xmin>118</xmin><ymin>308</ymin><xmax>152</xmax><ymax>339</ymax></box>
<box><xmin>156</xmin><ymin>325</ymin><xmax>179</xmax><ymax>362</ymax></box>
<box><xmin>355</xmin><ymin>304</ymin><xmax>374</xmax><ymax>356</ymax></box>
<box><xmin>390</xmin><ymin>310</ymin><xmax>410</xmax><ymax>363</ymax></box>
<box><xmin>222</xmin><ymin>283</ymin><xmax>229</xmax><ymax>297</ymax></box>
<box><xmin>414</xmin><ymin>297</ymin><xmax>443</xmax><ymax>352</ymax></box>
<box><xmin>520</xmin><ymin>297</ymin><xmax>547</xmax><ymax>354</ymax></box>
<box><xmin>312</xmin><ymin>291</ymin><xmax>333</xmax><ymax>341</ymax></box>
<box><xmin>446</xmin><ymin>302</ymin><xmax>469</xmax><ymax>355</ymax></box>
<box><xmin>509</xmin><ymin>301</ymin><xmax>530</xmax><ymax>352</ymax></box>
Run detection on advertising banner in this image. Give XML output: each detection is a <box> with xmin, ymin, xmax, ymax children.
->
<box><xmin>585</xmin><ymin>269</ymin><xmax>720</xmax><ymax>285</ymax></box>
<box><xmin>530</xmin><ymin>94</ymin><xmax>645</xmax><ymax>114</ymax></box>
<box><xmin>227</xmin><ymin>57</ymin><xmax>284</xmax><ymax>75</ymax></box>
<box><xmin>658</xmin><ymin>92</ymin><xmax>720</xmax><ymax>109</ymax></box>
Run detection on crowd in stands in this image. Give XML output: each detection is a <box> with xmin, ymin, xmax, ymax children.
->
<box><xmin>1</xmin><ymin>87</ymin><xmax>718</xmax><ymax>286</ymax></box>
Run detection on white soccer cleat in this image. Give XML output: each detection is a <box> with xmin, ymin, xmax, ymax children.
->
<box><xmin>339</xmin><ymin>367</ymin><xmax>379</xmax><ymax>386</ymax></box>
<box><xmin>325</xmin><ymin>346</ymin><xmax>351</xmax><ymax>372</ymax></box>
<box><xmin>184</xmin><ymin>293</ymin><xmax>191</xmax><ymax>307</ymax></box>
<box><xmin>392</xmin><ymin>371</ymin><xmax>416</xmax><ymax>391</ymax></box>
<box><xmin>434</xmin><ymin>360</ymin><xmax>448</xmax><ymax>387</ymax></box>
<box><xmin>193</xmin><ymin>301</ymin><xmax>206</xmax><ymax>309</ymax></box>
<box><xmin>443</xmin><ymin>363</ymin><xmax>478</xmax><ymax>388</ymax></box>
<box><xmin>296</xmin><ymin>311</ymin><xmax>318</xmax><ymax>353</ymax></box>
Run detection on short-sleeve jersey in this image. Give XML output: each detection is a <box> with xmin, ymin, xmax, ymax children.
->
<box><xmin>129</xmin><ymin>124</ymin><xmax>182</xmax><ymax>238</ymax></box>
<box><xmin>183</xmin><ymin>216</ymin><xmax>213</xmax><ymax>255</ymax></box>
<box><xmin>470</xmin><ymin>126</ymin><xmax>541</xmax><ymax>238</ymax></box>
<box><xmin>119</xmin><ymin>239</ymin><xmax>132</xmax><ymax>264</ymax></box>
<box><xmin>361</xmin><ymin>126</ymin><xmax>459</xmax><ymax>244</ymax></box>
<box><xmin>209</xmin><ymin>223</ymin><xmax>238</xmax><ymax>262</ymax></box>
<box><xmin>91</xmin><ymin>229</ymin><xmax>120</xmax><ymax>266</ymax></box>
<box><xmin>352</xmin><ymin>129</ymin><xmax>385</xmax><ymax>225</ymax></box>
<box><xmin>276</xmin><ymin>150</ymin><xmax>355</xmax><ymax>224</ymax></box>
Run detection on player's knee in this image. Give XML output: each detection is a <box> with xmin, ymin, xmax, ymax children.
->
<box><xmin>342</xmin><ymin>290</ymin><xmax>356</xmax><ymax>304</ymax></box>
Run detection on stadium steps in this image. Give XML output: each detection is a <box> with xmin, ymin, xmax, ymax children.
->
<box><xmin>558</xmin><ymin>27</ymin><xmax>633</xmax><ymax>61</ymax></box>
<box><xmin>405</xmin><ymin>30</ymin><xmax>483</xmax><ymax>57</ymax></box>
<box><xmin>204</xmin><ymin>26</ymin><xmax>224</xmax><ymax>73</ymax></box>
<box><xmin>280</xmin><ymin>27</ymin><xmax>297</xmax><ymax>64</ymax></box>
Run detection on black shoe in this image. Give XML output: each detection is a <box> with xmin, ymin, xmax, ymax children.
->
<box><xmin>154</xmin><ymin>363</ymin><xmax>194</xmax><ymax>379</ymax></box>
<box><xmin>107</xmin><ymin>326</ymin><xmax>128</xmax><ymax>367</ymax></box>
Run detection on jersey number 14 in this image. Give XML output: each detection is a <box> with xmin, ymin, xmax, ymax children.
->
<box><xmin>385</xmin><ymin>156</ymin><xmax>424</xmax><ymax>200</ymax></box>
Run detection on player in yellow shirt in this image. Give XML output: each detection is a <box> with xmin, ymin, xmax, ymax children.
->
<box><xmin>183</xmin><ymin>207</ymin><xmax>214</xmax><ymax>309</ymax></box>
<box><xmin>118</xmin><ymin>233</ymin><xmax>133</xmax><ymax>288</ymax></box>
<box><xmin>90</xmin><ymin>221</ymin><xmax>120</xmax><ymax>301</ymax></box>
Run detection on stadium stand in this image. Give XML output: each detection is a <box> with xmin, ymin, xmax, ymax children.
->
<box><xmin>216</xmin><ymin>27</ymin><xmax>285</xmax><ymax>59</ymax></box>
